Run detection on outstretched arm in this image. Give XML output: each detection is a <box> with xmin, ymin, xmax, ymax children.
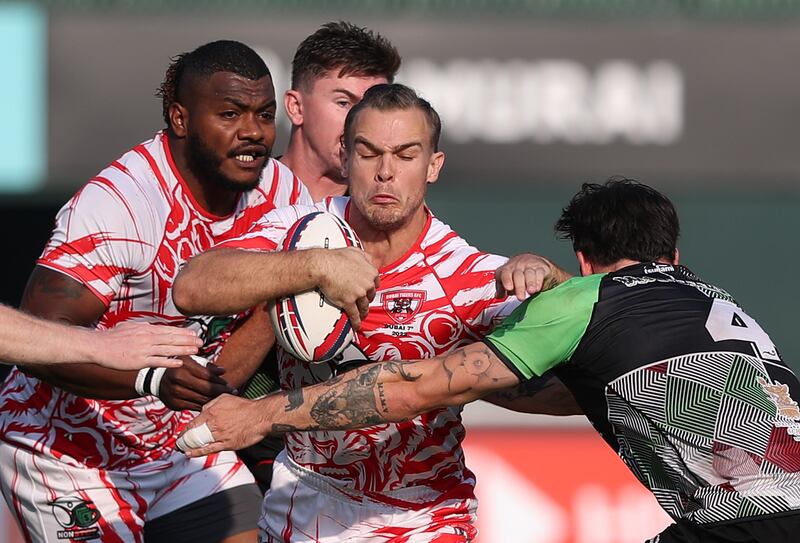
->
<box><xmin>173</xmin><ymin>246</ymin><xmax>379</xmax><ymax>330</ymax></box>
<box><xmin>21</xmin><ymin>266</ymin><xmax>162</xmax><ymax>397</ymax></box>
<box><xmin>0</xmin><ymin>305</ymin><xmax>201</xmax><ymax>369</ymax></box>
<box><xmin>482</xmin><ymin>374</ymin><xmax>581</xmax><ymax>415</ymax></box>
<box><xmin>20</xmin><ymin>266</ymin><xmax>222</xmax><ymax>400</ymax></box>
<box><xmin>179</xmin><ymin>341</ymin><xmax>521</xmax><ymax>456</ymax></box>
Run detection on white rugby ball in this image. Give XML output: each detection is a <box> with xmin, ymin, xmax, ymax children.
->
<box><xmin>268</xmin><ymin>211</ymin><xmax>362</xmax><ymax>362</ymax></box>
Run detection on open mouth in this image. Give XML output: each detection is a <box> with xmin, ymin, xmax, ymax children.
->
<box><xmin>230</xmin><ymin>147</ymin><xmax>268</xmax><ymax>168</ymax></box>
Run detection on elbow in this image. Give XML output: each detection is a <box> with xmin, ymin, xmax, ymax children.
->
<box><xmin>394</xmin><ymin>397</ymin><xmax>424</xmax><ymax>422</ymax></box>
<box><xmin>403</xmin><ymin>387</ymin><xmax>458</xmax><ymax>418</ymax></box>
<box><xmin>172</xmin><ymin>274</ymin><xmax>201</xmax><ymax>316</ymax></box>
<box><xmin>386</xmin><ymin>384</ymin><xmax>433</xmax><ymax>423</ymax></box>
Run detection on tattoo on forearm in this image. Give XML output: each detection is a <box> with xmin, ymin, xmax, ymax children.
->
<box><xmin>377</xmin><ymin>382</ymin><xmax>388</xmax><ymax>413</ymax></box>
<box><xmin>441</xmin><ymin>345</ymin><xmax>505</xmax><ymax>393</ymax></box>
<box><xmin>442</xmin><ymin>361</ymin><xmax>454</xmax><ymax>390</ymax></box>
<box><xmin>381</xmin><ymin>361</ymin><xmax>420</xmax><ymax>382</ymax></box>
<box><xmin>286</xmin><ymin>389</ymin><xmax>304</xmax><ymax>412</ymax></box>
<box><xmin>272</xmin><ymin>423</ymin><xmax>319</xmax><ymax>433</ymax></box>
<box><xmin>309</xmin><ymin>365</ymin><xmax>387</xmax><ymax>428</ymax></box>
<box><xmin>302</xmin><ymin>346</ymin><xmax>509</xmax><ymax>431</ymax></box>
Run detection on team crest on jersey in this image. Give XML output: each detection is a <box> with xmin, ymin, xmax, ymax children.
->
<box><xmin>382</xmin><ymin>290</ymin><xmax>426</xmax><ymax>324</ymax></box>
<box><xmin>49</xmin><ymin>496</ymin><xmax>101</xmax><ymax>540</ymax></box>
<box><xmin>759</xmin><ymin>377</ymin><xmax>800</xmax><ymax>420</ymax></box>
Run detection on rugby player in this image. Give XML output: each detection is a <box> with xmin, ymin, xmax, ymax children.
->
<box><xmin>0</xmin><ymin>40</ymin><xmax>312</xmax><ymax>542</ymax></box>
<box><xmin>280</xmin><ymin>21</ymin><xmax>401</xmax><ymax>202</ymax></box>
<box><xmin>238</xmin><ymin>21</ymin><xmax>401</xmax><ymax>491</ymax></box>
<box><xmin>186</xmin><ymin>179</ymin><xmax>800</xmax><ymax>542</ymax></box>
<box><xmin>174</xmin><ymin>83</ymin><xmax>576</xmax><ymax>542</ymax></box>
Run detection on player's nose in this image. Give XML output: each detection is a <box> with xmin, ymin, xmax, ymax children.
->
<box><xmin>375</xmin><ymin>154</ymin><xmax>394</xmax><ymax>182</ymax></box>
<box><xmin>237</xmin><ymin>112</ymin><xmax>264</xmax><ymax>141</ymax></box>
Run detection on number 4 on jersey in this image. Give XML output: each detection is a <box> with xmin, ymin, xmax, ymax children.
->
<box><xmin>705</xmin><ymin>298</ymin><xmax>780</xmax><ymax>361</ymax></box>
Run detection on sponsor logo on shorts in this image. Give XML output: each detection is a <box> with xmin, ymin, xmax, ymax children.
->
<box><xmin>382</xmin><ymin>290</ymin><xmax>426</xmax><ymax>324</ymax></box>
<box><xmin>49</xmin><ymin>496</ymin><xmax>101</xmax><ymax>541</ymax></box>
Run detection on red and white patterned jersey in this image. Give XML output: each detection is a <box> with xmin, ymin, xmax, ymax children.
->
<box><xmin>222</xmin><ymin>197</ymin><xmax>518</xmax><ymax>506</ymax></box>
<box><xmin>0</xmin><ymin>131</ymin><xmax>311</xmax><ymax>470</ymax></box>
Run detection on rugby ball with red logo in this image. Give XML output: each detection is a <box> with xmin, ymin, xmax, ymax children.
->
<box><xmin>268</xmin><ymin>211</ymin><xmax>362</xmax><ymax>362</ymax></box>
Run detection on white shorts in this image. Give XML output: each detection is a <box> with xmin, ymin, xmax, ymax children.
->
<box><xmin>260</xmin><ymin>450</ymin><xmax>477</xmax><ymax>543</ymax></box>
<box><xmin>0</xmin><ymin>440</ymin><xmax>256</xmax><ymax>543</ymax></box>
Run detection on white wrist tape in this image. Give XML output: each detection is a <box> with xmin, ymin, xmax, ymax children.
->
<box><xmin>149</xmin><ymin>367</ymin><xmax>167</xmax><ymax>396</ymax></box>
<box><xmin>134</xmin><ymin>368</ymin><xmax>150</xmax><ymax>396</ymax></box>
<box><xmin>189</xmin><ymin>355</ymin><xmax>209</xmax><ymax>367</ymax></box>
<box><xmin>134</xmin><ymin>367</ymin><xmax>168</xmax><ymax>397</ymax></box>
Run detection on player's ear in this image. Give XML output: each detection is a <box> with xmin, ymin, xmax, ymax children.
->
<box><xmin>284</xmin><ymin>90</ymin><xmax>303</xmax><ymax>127</ymax></box>
<box><xmin>169</xmin><ymin>103</ymin><xmax>189</xmax><ymax>138</ymax></box>
<box><xmin>425</xmin><ymin>151</ymin><xmax>445</xmax><ymax>185</ymax></box>
<box><xmin>576</xmin><ymin>251</ymin><xmax>594</xmax><ymax>277</ymax></box>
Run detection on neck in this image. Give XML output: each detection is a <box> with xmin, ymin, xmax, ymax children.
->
<box><xmin>281</xmin><ymin>132</ymin><xmax>347</xmax><ymax>203</ymax></box>
<box><xmin>601</xmin><ymin>258</ymin><xmax>643</xmax><ymax>273</ymax></box>
<box><xmin>167</xmin><ymin>133</ymin><xmax>238</xmax><ymax>216</ymax></box>
<box><xmin>349</xmin><ymin>206</ymin><xmax>429</xmax><ymax>270</ymax></box>
<box><xmin>594</xmin><ymin>258</ymin><xmax>675</xmax><ymax>274</ymax></box>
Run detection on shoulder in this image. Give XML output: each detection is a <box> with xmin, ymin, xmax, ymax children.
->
<box><xmin>47</xmin><ymin>135</ymin><xmax>179</xmax><ymax>249</ymax></box>
<box><xmin>484</xmin><ymin>274</ymin><xmax>605</xmax><ymax>377</ymax></box>
<box><xmin>82</xmin><ymin>133</ymin><xmax>173</xmax><ymax>211</ymax></box>
<box><xmin>422</xmin><ymin>216</ymin><xmax>507</xmax><ymax>270</ymax></box>
<box><xmin>525</xmin><ymin>274</ymin><xmax>604</xmax><ymax>317</ymax></box>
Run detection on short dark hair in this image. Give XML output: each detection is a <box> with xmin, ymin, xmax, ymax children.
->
<box><xmin>342</xmin><ymin>83</ymin><xmax>442</xmax><ymax>152</ymax></box>
<box><xmin>156</xmin><ymin>40</ymin><xmax>270</xmax><ymax>126</ymax></box>
<box><xmin>555</xmin><ymin>178</ymin><xmax>680</xmax><ymax>266</ymax></box>
<box><xmin>291</xmin><ymin>21</ymin><xmax>401</xmax><ymax>91</ymax></box>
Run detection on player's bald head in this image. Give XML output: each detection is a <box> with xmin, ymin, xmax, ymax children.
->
<box><xmin>157</xmin><ymin>40</ymin><xmax>271</xmax><ymax>125</ymax></box>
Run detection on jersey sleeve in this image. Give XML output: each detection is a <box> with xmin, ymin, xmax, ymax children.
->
<box><xmin>483</xmin><ymin>273</ymin><xmax>604</xmax><ymax>380</ymax></box>
<box><xmin>215</xmin><ymin>203</ymin><xmax>322</xmax><ymax>252</ymax></box>
<box><xmin>37</xmin><ymin>180</ymin><xmax>157</xmax><ymax>306</ymax></box>
<box><xmin>439</xmin><ymin>248</ymin><xmax>520</xmax><ymax>334</ymax></box>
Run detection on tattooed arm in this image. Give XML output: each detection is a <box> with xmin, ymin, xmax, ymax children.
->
<box><xmin>482</xmin><ymin>373</ymin><xmax>582</xmax><ymax>415</ymax></box>
<box><xmin>179</xmin><ymin>341</ymin><xmax>522</xmax><ymax>456</ymax></box>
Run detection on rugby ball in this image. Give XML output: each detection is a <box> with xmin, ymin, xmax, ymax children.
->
<box><xmin>268</xmin><ymin>212</ymin><xmax>362</xmax><ymax>362</ymax></box>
